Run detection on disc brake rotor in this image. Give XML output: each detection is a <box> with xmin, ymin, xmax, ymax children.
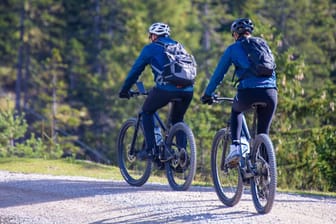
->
<box><xmin>262</xmin><ymin>163</ymin><xmax>271</xmax><ymax>184</ymax></box>
<box><xmin>178</xmin><ymin>148</ymin><xmax>188</xmax><ymax>168</ymax></box>
<box><xmin>127</xmin><ymin>146</ymin><xmax>136</xmax><ymax>162</ymax></box>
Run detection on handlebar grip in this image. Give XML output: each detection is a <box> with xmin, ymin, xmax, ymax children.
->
<box><xmin>129</xmin><ymin>82</ymin><xmax>149</xmax><ymax>97</ymax></box>
<box><xmin>129</xmin><ymin>91</ymin><xmax>148</xmax><ymax>97</ymax></box>
<box><xmin>213</xmin><ymin>96</ymin><xmax>234</xmax><ymax>103</ymax></box>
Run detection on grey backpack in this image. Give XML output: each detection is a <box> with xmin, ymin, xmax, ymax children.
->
<box><xmin>154</xmin><ymin>41</ymin><xmax>197</xmax><ymax>86</ymax></box>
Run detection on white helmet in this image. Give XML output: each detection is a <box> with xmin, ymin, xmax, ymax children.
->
<box><xmin>148</xmin><ymin>22</ymin><xmax>170</xmax><ymax>36</ymax></box>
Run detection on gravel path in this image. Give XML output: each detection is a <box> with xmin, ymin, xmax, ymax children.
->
<box><xmin>0</xmin><ymin>171</ymin><xmax>335</xmax><ymax>224</ymax></box>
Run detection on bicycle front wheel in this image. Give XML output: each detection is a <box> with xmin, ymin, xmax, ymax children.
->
<box><xmin>117</xmin><ymin>118</ymin><xmax>152</xmax><ymax>186</ymax></box>
<box><xmin>211</xmin><ymin>128</ymin><xmax>243</xmax><ymax>207</ymax></box>
<box><xmin>250</xmin><ymin>133</ymin><xmax>277</xmax><ymax>214</ymax></box>
<box><xmin>165</xmin><ymin>122</ymin><xmax>196</xmax><ymax>191</ymax></box>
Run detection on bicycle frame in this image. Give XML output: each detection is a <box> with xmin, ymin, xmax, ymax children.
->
<box><xmin>211</xmin><ymin>96</ymin><xmax>277</xmax><ymax>213</ymax></box>
<box><xmin>154</xmin><ymin>112</ymin><xmax>168</xmax><ymax>134</ymax></box>
<box><xmin>118</xmin><ymin>81</ymin><xmax>197</xmax><ymax>191</ymax></box>
<box><xmin>216</xmin><ymin>97</ymin><xmax>258</xmax><ymax>173</ymax></box>
<box><xmin>129</xmin><ymin>111</ymin><xmax>168</xmax><ymax>156</ymax></box>
<box><xmin>214</xmin><ymin>97</ymin><xmax>251</xmax><ymax>139</ymax></box>
<box><xmin>128</xmin><ymin>81</ymin><xmax>169</xmax><ymax>155</ymax></box>
<box><xmin>241</xmin><ymin>115</ymin><xmax>251</xmax><ymax>140</ymax></box>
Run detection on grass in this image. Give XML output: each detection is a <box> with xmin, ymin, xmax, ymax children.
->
<box><xmin>0</xmin><ymin>157</ymin><xmax>335</xmax><ymax>197</ymax></box>
<box><xmin>0</xmin><ymin>157</ymin><xmax>170</xmax><ymax>184</ymax></box>
<box><xmin>0</xmin><ymin>157</ymin><xmax>121</xmax><ymax>180</ymax></box>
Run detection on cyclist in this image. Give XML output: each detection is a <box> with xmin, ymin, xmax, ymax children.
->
<box><xmin>201</xmin><ymin>18</ymin><xmax>278</xmax><ymax>167</ymax></box>
<box><xmin>119</xmin><ymin>22</ymin><xmax>194</xmax><ymax>162</ymax></box>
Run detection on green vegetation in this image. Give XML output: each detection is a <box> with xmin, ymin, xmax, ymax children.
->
<box><xmin>0</xmin><ymin>1</ymin><xmax>335</xmax><ymax>193</ymax></box>
<box><xmin>0</xmin><ymin>157</ymin><xmax>122</xmax><ymax>180</ymax></box>
<box><xmin>0</xmin><ymin>157</ymin><xmax>171</xmax><ymax>184</ymax></box>
<box><xmin>0</xmin><ymin>157</ymin><xmax>334</xmax><ymax>197</ymax></box>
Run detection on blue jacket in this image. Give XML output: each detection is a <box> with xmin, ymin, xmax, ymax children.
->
<box><xmin>204</xmin><ymin>37</ymin><xmax>277</xmax><ymax>96</ymax></box>
<box><xmin>121</xmin><ymin>36</ymin><xmax>193</xmax><ymax>92</ymax></box>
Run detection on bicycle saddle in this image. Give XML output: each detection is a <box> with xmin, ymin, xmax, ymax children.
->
<box><xmin>170</xmin><ymin>98</ymin><xmax>182</xmax><ymax>102</ymax></box>
<box><xmin>251</xmin><ymin>102</ymin><xmax>267</xmax><ymax>108</ymax></box>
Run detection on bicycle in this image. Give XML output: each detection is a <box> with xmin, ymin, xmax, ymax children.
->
<box><xmin>117</xmin><ymin>82</ymin><xmax>197</xmax><ymax>191</ymax></box>
<box><xmin>210</xmin><ymin>96</ymin><xmax>277</xmax><ymax>214</ymax></box>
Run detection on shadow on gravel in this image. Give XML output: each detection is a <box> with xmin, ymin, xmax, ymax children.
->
<box><xmin>0</xmin><ymin>175</ymin><xmax>216</xmax><ymax>208</ymax></box>
<box><xmin>87</xmin><ymin>199</ymin><xmax>259</xmax><ymax>224</ymax></box>
<box><xmin>1</xmin><ymin>171</ymin><xmax>335</xmax><ymax>224</ymax></box>
<box><xmin>89</xmin><ymin>212</ymin><xmax>257</xmax><ymax>224</ymax></box>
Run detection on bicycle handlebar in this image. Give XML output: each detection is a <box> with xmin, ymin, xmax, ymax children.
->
<box><xmin>129</xmin><ymin>82</ymin><xmax>149</xmax><ymax>97</ymax></box>
<box><xmin>212</xmin><ymin>96</ymin><xmax>234</xmax><ymax>104</ymax></box>
<box><xmin>129</xmin><ymin>90</ymin><xmax>148</xmax><ymax>97</ymax></box>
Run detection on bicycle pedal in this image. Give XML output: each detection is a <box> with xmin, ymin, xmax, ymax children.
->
<box><xmin>159</xmin><ymin>155</ymin><xmax>174</xmax><ymax>162</ymax></box>
<box><xmin>242</xmin><ymin>169</ymin><xmax>254</xmax><ymax>179</ymax></box>
<box><xmin>225</xmin><ymin>160</ymin><xmax>240</xmax><ymax>168</ymax></box>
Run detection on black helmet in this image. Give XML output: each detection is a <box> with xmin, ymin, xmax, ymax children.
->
<box><xmin>230</xmin><ymin>18</ymin><xmax>254</xmax><ymax>35</ymax></box>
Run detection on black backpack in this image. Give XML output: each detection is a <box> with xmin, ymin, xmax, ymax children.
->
<box><xmin>241</xmin><ymin>37</ymin><xmax>276</xmax><ymax>77</ymax></box>
<box><xmin>153</xmin><ymin>41</ymin><xmax>197</xmax><ymax>86</ymax></box>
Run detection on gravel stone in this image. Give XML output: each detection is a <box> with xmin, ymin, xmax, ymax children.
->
<box><xmin>0</xmin><ymin>171</ymin><xmax>335</xmax><ymax>224</ymax></box>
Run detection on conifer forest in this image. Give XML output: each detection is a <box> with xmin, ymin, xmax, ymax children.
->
<box><xmin>0</xmin><ymin>0</ymin><xmax>335</xmax><ymax>192</ymax></box>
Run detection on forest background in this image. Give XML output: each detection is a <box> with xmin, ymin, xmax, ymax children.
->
<box><xmin>0</xmin><ymin>0</ymin><xmax>335</xmax><ymax>192</ymax></box>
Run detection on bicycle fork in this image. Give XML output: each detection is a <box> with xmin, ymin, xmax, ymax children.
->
<box><xmin>129</xmin><ymin>113</ymin><xmax>142</xmax><ymax>156</ymax></box>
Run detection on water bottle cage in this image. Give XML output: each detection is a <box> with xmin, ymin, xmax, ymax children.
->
<box><xmin>154</xmin><ymin>127</ymin><xmax>163</xmax><ymax>146</ymax></box>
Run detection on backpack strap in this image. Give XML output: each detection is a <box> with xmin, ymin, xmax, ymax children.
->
<box><xmin>232</xmin><ymin>72</ymin><xmax>244</xmax><ymax>87</ymax></box>
<box><xmin>155</xmin><ymin>41</ymin><xmax>165</xmax><ymax>47</ymax></box>
<box><xmin>231</xmin><ymin>37</ymin><xmax>252</xmax><ymax>87</ymax></box>
<box><xmin>231</xmin><ymin>39</ymin><xmax>245</xmax><ymax>87</ymax></box>
<box><xmin>152</xmin><ymin>41</ymin><xmax>170</xmax><ymax>86</ymax></box>
<box><xmin>154</xmin><ymin>40</ymin><xmax>178</xmax><ymax>47</ymax></box>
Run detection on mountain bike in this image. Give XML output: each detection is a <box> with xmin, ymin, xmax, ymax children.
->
<box><xmin>210</xmin><ymin>96</ymin><xmax>277</xmax><ymax>214</ymax></box>
<box><xmin>117</xmin><ymin>82</ymin><xmax>197</xmax><ymax>191</ymax></box>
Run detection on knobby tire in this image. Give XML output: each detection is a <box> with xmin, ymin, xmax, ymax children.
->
<box><xmin>117</xmin><ymin>118</ymin><xmax>152</xmax><ymax>186</ymax></box>
<box><xmin>250</xmin><ymin>133</ymin><xmax>277</xmax><ymax>214</ymax></box>
<box><xmin>211</xmin><ymin>128</ymin><xmax>243</xmax><ymax>207</ymax></box>
<box><xmin>165</xmin><ymin>122</ymin><xmax>197</xmax><ymax>191</ymax></box>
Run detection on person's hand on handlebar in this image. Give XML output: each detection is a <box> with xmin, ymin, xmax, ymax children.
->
<box><xmin>201</xmin><ymin>94</ymin><xmax>214</xmax><ymax>105</ymax></box>
<box><xmin>119</xmin><ymin>89</ymin><xmax>140</xmax><ymax>99</ymax></box>
<box><xmin>118</xmin><ymin>89</ymin><xmax>131</xmax><ymax>99</ymax></box>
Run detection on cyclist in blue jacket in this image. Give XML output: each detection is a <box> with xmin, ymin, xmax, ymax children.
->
<box><xmin>201</xmin><ymin>18</ymin><xmax>278</xmax><ymax>167</ymax></box>
<box><xmin>119</xmin><ymin>22</ymin><xmax>194</xmax><ymax>161</ymax></box>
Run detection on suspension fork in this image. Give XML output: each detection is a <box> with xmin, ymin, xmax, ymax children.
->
<box><xmin>130</xmin><ymin>113</ymin><xmax>142</xmax><ymax>155</ymax></box>
<box><xmin>220</xmin><ymin>131</ymin><xmax>230</xmax><ymax>170</ymax></box>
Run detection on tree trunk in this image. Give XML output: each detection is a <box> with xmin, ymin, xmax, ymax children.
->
<box><xmin>94</xmin><ymin>0</ymin><xmax>102</xmax><ymax>76</ymax></box>
<box><xmin>15</xmin><ymin>0</ymin><xmax>25</xmax><ymax>114</ymax></box>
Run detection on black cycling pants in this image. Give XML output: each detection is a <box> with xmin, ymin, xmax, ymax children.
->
<box><xmin>142</xmin><ymin>87</ymin><xmax>193</xmax><ymax>151</ymax></box>
<box><xmin>231</xmin><ymin>88</ymin><xmax>277</xmax><ymax>142</ymax></box>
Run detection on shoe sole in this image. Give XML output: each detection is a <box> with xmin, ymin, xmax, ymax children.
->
<box><xmin>225</xmin><ymin>156</ymin><xmax>240</xmax><ymax>168</ymax></box>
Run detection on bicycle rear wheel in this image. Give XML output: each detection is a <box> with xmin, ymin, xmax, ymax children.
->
<box><xmin>117</xmin><ymin>118</ymin><xmax>152</xmax><ymax>186</ymax></box>
<box><xmin>211</xmin><ymin>128</ymin><xmax>243</xmax><ymax>207</ymax></box>
<box><xmin>250</xmin><ymin>133</ymin><xmax>277</xmax><ymax>214</ymax></box>
<box><xmin>165</xmin><ymin>122</ymin><xmax>196</xmax><ymax>191</ymax></box>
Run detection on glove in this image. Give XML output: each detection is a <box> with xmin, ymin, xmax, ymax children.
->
<box><xmin>118</xmin><ymin>90</ymin><xmax>130</xmax><ymax>99</ymax></box>
<box><xmin>201</xmin><ymin>94</ymin><xmax>213</xmax><ymax>105</ymax></box>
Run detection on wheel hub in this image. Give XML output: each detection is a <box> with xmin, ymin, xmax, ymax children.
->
<box><xmin>126</xmin><ymin>146</ymin><xmax>136</xmax><ymax>162</ymax></box>
<box><xmin>178</xmin><ymin>148</ymin><xmax>188</xmax><ymax>168</ymax></box>
<box><xmin>170</xmin><ymin>148</ymin><xmax>188</xmax><ymax>169</ymax></box>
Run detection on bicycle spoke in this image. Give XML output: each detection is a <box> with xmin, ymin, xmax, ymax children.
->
<box><xmin>117</xmin><ymin>118</ymin><xmax>152</xmax><ymax>186</ymax></box>
<box><xmin>165</xmin><ymin>122</ymin><xmax>196</xmax><ymax>191</ymax></box>
<box><xmin>211</xmin><ymin>128</ymin><xmax>243</xmax><ymax>207</ymax></box>
<box><xmin>251</xmin><ymin>134</ymin><xmax>277</xmax><ymax>214</ymax></box>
